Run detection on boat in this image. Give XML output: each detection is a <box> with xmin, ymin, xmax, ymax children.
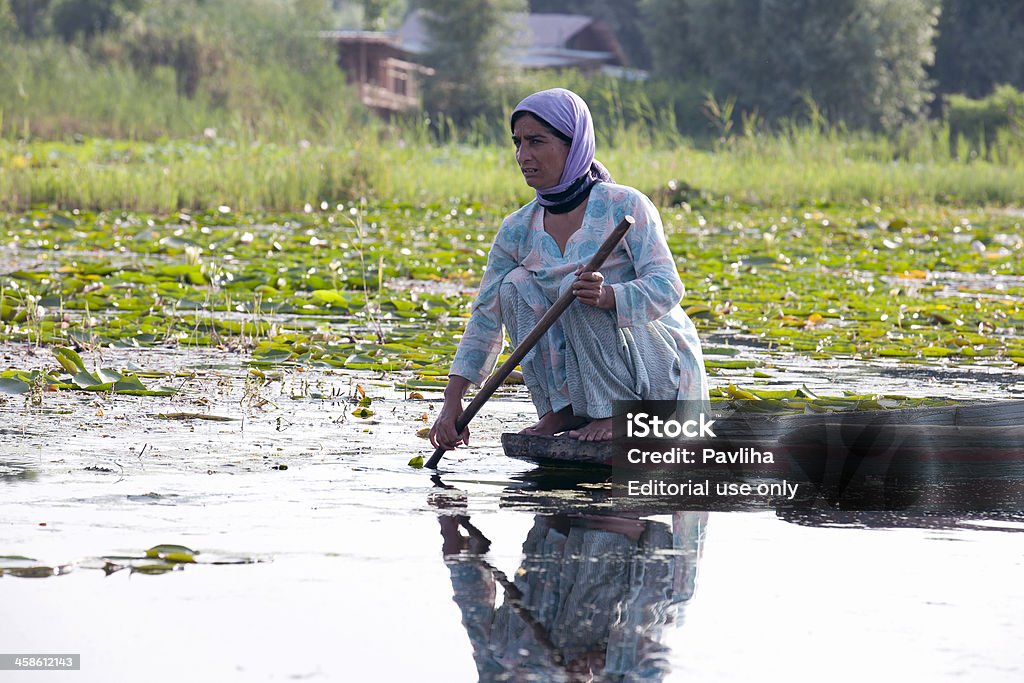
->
<box><xmin>500</xmin><ymin>400</ymin><xmax>1024</xmax><ymax>512</ymax></box>
<box><xmin>501</xmin><ymin>399</ymin><xmax>1024</xmax><ymax>467</ymax></box>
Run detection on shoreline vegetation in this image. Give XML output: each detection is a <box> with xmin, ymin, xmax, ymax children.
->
<box><xmin>2</xmin><ymin>130</ymin><xmax>1023</xmax><ymax>213</ymax></box>
<box><xmin>2</xmin><ymin>26</ymin><xmax>1022</xmax><ymax>212</ymax></box>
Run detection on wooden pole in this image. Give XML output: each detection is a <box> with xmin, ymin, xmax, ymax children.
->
<box><xmin>426</xmin><ymin>214</ymin><xmax>635</xmax><ymax>469</ymax></box>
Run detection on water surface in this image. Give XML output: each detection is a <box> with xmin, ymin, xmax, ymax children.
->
<box><xmin>1</xmin><ymin>343</ymin><xmax>1022</xmax><ymax>682</ymax></box>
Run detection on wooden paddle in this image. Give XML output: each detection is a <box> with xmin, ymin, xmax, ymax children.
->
<box><xmin>426</xmin><ymin>214</ymin><xmax>635</xmax><ymax>469</ymax></box>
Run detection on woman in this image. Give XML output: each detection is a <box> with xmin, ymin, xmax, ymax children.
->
<box><xmin>430</xmin><ymin>88</ymin><xmax>707</xmax><ymax>448</ymax></box>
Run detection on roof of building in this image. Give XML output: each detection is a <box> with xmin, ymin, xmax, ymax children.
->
<box><xmin>318</xmin><ymin>29</ymin><xmax>399</xmax><ymax>45</ymax></box>
<box><xmin>388</xmin><ymin>10</ymin><xmax>622</xmax><ymax>68</ymax></box>
<box><xmin>527</xmin><ymin>13</ymin><xmax>594</xmax><ymax>49</ymax></box>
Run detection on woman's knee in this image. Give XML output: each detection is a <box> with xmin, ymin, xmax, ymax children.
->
<box><xmin>501</xmin><ymin>266</ymin><xmax>534</xmax><ymax>288</ymax></box>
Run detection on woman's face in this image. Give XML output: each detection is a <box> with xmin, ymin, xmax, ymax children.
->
<box><xmin>512</xmin><ymin>114</ymin><xmax>570</xmax><ymax>190</ymax></box>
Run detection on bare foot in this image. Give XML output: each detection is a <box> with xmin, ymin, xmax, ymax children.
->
<box><xmin>568</xmin><ymin>418</ymin><xmax>614</xmax><ymax>442</ymax></box>
<box><xmin>520</xmin><ymin>407</ymin><xmax>587</xmax><ymax>436</ymax></box>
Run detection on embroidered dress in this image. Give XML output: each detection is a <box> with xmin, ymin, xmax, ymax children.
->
<box><xmin>450</xmin><ymin>182</ymin><xmax>709</xmax><ymax>417</ymax></box>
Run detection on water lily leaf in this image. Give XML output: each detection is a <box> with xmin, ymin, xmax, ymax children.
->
<box><xmin>878</xmin><ymin>347</ymin><xmax>914</xmax><ymax>357</ymax></box>
<box><xmin>156</xmin><ymin>412</ymin><xmax>237</xmax><ymax>421</ymax></box>
<box><xmin>408</xmin><ymin>455</ymin><xmax>425</xmax><ymax>468</ymax></box>
<box><xmin>251</xmin><ymin>348</ymin><xmax>293</xmax><ymax>364</ymax></box>
<box><xmin>53</xmin><ymin>347</ymin><xmax>87</xmax><ymax>374</ymax></box>
<box><xmin>352</xmin><ymin>407</ymin><xmax>374</xmax><ymax>418</ymax></box>
<box><xmin>705</xmin><ymin>359</ymin><xmax>758</xmax><ymax>369</ymax></box>
<box><xmin>161</xmin><ymin>264</ymin><xmax>205</xmax><ymax>285</ymax></box>
<box><xmin>396</xmin><ymin>379</ymin><xmax>448</xmax><ymax>391</ymax></box>
<box><xmin>724</xmin><ymin>384</ymin><xmax>758</xmax><ymax>400</ymax></box>
<box><xmin>750</xmin><ymin>389</ymin><xmax>798</xmax><ymax>400</ymax></box>
<box><xmin>703</xmin><ymin>346</ymin><xmax>741</xmax><ymax>357</ymax></box>
<box><xmin>684</xmin><ymin>304</ymin><xmax>716</xmax><ymax>318</ymax></box>
<box><xmin>797</xmin><ymin>385</ymin><xmax>819</xmax><ymax>399</ymax></box>
<box><xmin>72</xmin><ymin>370</ymin><xmax>103</xmax><ymax>388</ymax></box>
<box><xmin>0</xmin><ymin>378</ymin><xmax>30</xmax><ymax>395</ymax></box>
<box><xmin>113</xmin><ymin>375</ymin><xmax>147</xmax><ymax>392</ymax></box>
<box><xmin>311</xmin><ymin>289</ymin><xmax>348</xmax><ymax>305</ymax></box>
<box><xmin>97</xmin><ymin>368</ymin><xmax>124</xmax><ymax>383</ymax></box>
<box><xmin>145</xmin><ymin>544</ymin><xmax>198</xmax><ymax>563</ymax></box>
<box><xmin>131</xmin><ymin>563</ymin><xmax>180</xmax><ymax>575</ymax></box>
<box><xmin>4</xmin><ymin>565</ymin><xmax>67</xmax><ymax>578</ymax></box>
<box><xmin>49</xmin><ymin>214</ymin><xmax>77</xmax><ymax>229</ymax></box>
<box><xmin>921</xmin><ymin>347</ymin><xmax>958</xmax><ymax>358</ymax></box>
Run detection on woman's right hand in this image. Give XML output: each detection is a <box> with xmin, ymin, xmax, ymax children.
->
<box><xmin>430</xmin><ymin>398</ymin><xmax>470</xmax><ymax>449</ymax></box>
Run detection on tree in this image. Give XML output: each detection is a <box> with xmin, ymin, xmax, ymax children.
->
<box><xmin>0</xmin><ymin>0</ymin><xmax>15</xmax><ymax>35</ymax></box>
<box><xmin>48</xmin><ymin>0</ymin><xmax>144</xmax><ymax>41</ymax></box>
<box><xmin>639</xmin><ymin>0</ymin><xmax>702</xmax><ymax>80</ymax></box>
<box><xmin>8</xmin><ymin>0</ymin><xmax>53</xmax><ymax>37</ymax></box>
<box><xmin>360</xmin><ymin>0</ymin><xmax>402</xmax><ymax>29</ymax></box>
<box><xmin>932</xmin><ymin>0</ymin><xmax>1024</xmax><ymax>98</ymax></box>
<box><xmin>414</xmin><ymin>0</ymin><xmax>526</xmax><ymax>126</ymax></box>
<box><xmin>660</xmin><ymin>0</ymin><xmax>940</xmax><ymax>131</ymax></box>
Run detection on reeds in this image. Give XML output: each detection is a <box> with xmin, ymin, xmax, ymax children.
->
<box><xmin>2</xmin><ymin>127</ymin><xmax>1022</xmax><ymax>213</ymax></box>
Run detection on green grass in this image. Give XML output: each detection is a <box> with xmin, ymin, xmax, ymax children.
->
<box><xmin>2</xmin><ymin>131</ymin><xmax>1023</xmax><ymax>213</ymax></box>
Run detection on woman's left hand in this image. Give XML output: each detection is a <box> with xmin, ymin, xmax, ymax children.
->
<box><xmin>573</xmin><ymin>268</ymin><xmax>615</xmax><ymax>310</ymax></box>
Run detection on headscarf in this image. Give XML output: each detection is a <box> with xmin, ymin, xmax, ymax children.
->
<box><xmin>511</xmin><ymin>88</ymin><xmax>612</xmax><ymax>214</ymax></box>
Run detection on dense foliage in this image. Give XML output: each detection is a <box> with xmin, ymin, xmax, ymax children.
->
<box><xmin>641</xmin><ymin>0</ymin><xmax>941</xmax><ymax>132</ymax></box>
<box><xmin>412</xmin><ymin>0</ymin><xmax>526</xmax><ymax>126</ymax></box>
<box><xmin>0</xmin><ymin>0</ymin><xmax>366</xmax><ymax>139</ymax></box>
<box><xmin>932</xmin><ymin>0</ymin><xmax>1024</xmax><ymax>98</ymax></box>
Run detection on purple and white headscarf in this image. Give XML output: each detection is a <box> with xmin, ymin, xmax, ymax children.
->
<box><xmin>511</xmin><ymin>88</ymin><xmax>612</xmax><ymax>214</ymax></box>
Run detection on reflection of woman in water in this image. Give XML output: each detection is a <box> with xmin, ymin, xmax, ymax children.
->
<box><xmin>438</xmin><ymin>512</ymin><xmax>707</xmax><ymax>682</ymax></box>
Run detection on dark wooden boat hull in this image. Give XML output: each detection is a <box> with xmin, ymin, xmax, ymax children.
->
<box><xmin>500</xmin><ymin>401</ymin><xmax>1024</xmax><ymax>512</ymax></box>
<box><xmin>503</xmin><ymin>400</ymin><xmax>1024</xmax><ymax>469</ymax></box>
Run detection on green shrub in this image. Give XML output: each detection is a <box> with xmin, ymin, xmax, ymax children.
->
<box><xmin>0</xmin><ymin>0</ymin><xmax>368</xmax><ymax>141</ymax></box>
<box><xmin>947</xmin><ymin>84</ymin><xmax>1024</xmax><ymax>157</ymax></box>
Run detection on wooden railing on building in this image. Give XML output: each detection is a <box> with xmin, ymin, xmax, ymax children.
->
<box><xmin>358</xmin><ymin>58</ymin><xmax>434</xmax><ymax>113</ymax></box>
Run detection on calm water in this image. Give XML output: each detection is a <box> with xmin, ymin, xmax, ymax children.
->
<box><xmin>1</xmin><ymin>343</ymin><xmax>1022</xmax><ymax>682</ymax></box>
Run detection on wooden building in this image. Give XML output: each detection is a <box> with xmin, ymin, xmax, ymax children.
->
<box><xmin>322</xmin><ymin>12</ymin><xmax>629</xmax><ymax>114</ymax></box>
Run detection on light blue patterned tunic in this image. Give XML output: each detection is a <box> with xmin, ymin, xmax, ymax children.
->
<box><xmin>450</xmin><ymin>182</ymin><xmax>709</xmax><ymax>409</ymax></box>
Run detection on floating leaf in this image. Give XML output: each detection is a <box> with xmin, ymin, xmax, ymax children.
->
<box><xmin>156</xmin><ymin>412</ymin><xmax>237</xmax><ymax>421</ymax></box>
<box><xmin>408</xmin><ymin>455</ymin><xmax>425</xmax><ymax>468</ymax></box>
<box><xmin>131</xmin><ymin>563</ymin><xmax>180</xmax><ymax>575</ymax></box>
<box><xmin>0</xmin><ymin>378</ymin><xmax>30</xmax><ymax>395</ymax></box>
<box><xmin>724</xmin><ymin>384</ymin><xmax>758</xmax><ymax>400</ymax></box>
<box><xmin>72</xmin><ymin>370</ymin><xmax>104</xmax><ymax>389</ymax></box>
<box><xmin>145</xmin><ymin>544</ymin><xmax>198</xmax><ymax>563</ymax></box>
<box><xmin>705</xmin><ymin>359</ymin><xmax>758</xmax><ymax>370</ymax></box>
<box><xmin>113</xmin><ymin>375</ymin><xmax>147</xmax><ymax>392</ymax></box>
<box><xmin>684</xmin><ymin>303</ymin><xmax>716</xmax><ymax>318</ymax></box>
<box><xmin>311</xmin><ymin>289</ymin><xmax>349</xmax><ymax>305</ymax></box>
<box><xmin>97</xmin><ymin>368</ymin><xmax>124</xmax><ymax>383</ymax></box>
<box><xmin>53</xmin><ymin>347</ymin><xmax>86</xmax><ymax>374</ymax></box>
